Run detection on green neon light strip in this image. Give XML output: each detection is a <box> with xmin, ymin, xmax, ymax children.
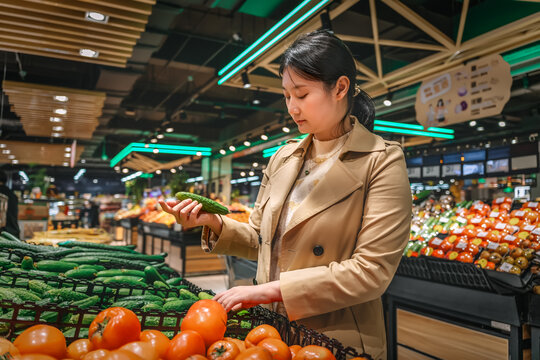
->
<box><xmin>373</xmin><ymin>126</ymin><xmax>454</xmax><ymax>139</ymax></box>
<box><xmin>262</xmin><ymin>145</ymin><xmax>283</xmax><ymax>155</ymax></box>
<box><xmin>132</xmin><ymin>148</ymin><xmax>211</xmax><ymax>156</ymax></box>
<box><xmin>503</xmin><ymin>43</ymin><xmax>540</xmax><ymax>64</ymax></box>
<box><xmin>511</xmin><ymin>62</ymin><xmax>540</xmax><ymax>77</ymax></box>
<box><xmin>261</xmin><ymin>134</ymin><xmax>308</xmax><ymax>158</ymax></box>
<box><xmin>374</xmin><ymin>119</ymin><xmax>424</xmax><ymax>130</ymax></box>
<box><xmin>130</xmin><ymin>143</ymin><xmax>211</xmax><ymax>151</ymax></box>
<box><xmin>110</xmin><ymin>143</ymin><xmax>212</xmax><ymax>167</ymax></box>
<box><xmin>218</xmin><ymin>0</ymin><xmax>330</xmax><ymax>85</ymax></box>
<box><xmin>217</xmin><ymin>0</ymin><xmax>312</xmax><ymax>76</ymax></box>
<box><xmin>427</xmin><ymin>127</ymin><xmax>455</xmax><ymax>134</ymax></box>
<box><xmin>110</xmin><ymin>144</ymin><xmax>134</xmax><ymax>167</ymax></box>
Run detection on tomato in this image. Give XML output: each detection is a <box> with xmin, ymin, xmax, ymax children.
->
<box><xmin>14</xmin><ymin>324</ymin><xmax>66</xmax><ymax>358</ymax></box>
<box><xmin>180</xmin><ymin>300</ymin><xmax>227</xmax><ymax>348</ymax></box>
<box><xmin>89</xmin><ymin>307</ymin><xmax>141</xmax><ymax>350</ymax></box>
<box><xmin>258</xmin><ymin>338</ymin><xmax>291</xmax><ymax>360</ymax></box>
<box><xmin>166</xmin><ymin>330</ymin><xmax>206</xmax><ymax>360</ymax></box>
<box><xmin>207</xmin><ymin>340</ymin><xmax>240</xmax><ymax>360</ymax></box>
<box><xmin>420</xmin><ymin>246</ymin><xmax>433</xmax><ymax>256</ymax></box>
<box><xmin>120</xmin><ymin>341</ymin><xmax>158</xmax><ymax>360</ymax></box>
<box><xmin>235</xmin><ymin>347</ymin><xmax>273</xmax><ymax>360</ymax></box>
<box><xmin>67</xmin><ymin>339</ymin><xmax>94</xmax><ymax>360</ymax></box>
<box><xmin>186</xmin><ymin>355</ymin><xmax>208</xmax><ymax>360</ymax></box>
<box><xmin>83</xmin><ymin>349</ymin><xmax>111</xmax><ymax>360</ymax></box>
<box><xmin>105</xmin><ymin>349</ymin><xmax>144</xmax><ymax>360</ymax></box>
<box><xmin>439</xmin><ymin>240</ymin><xmax>453</xmax><ymax>253</ymax></box>
<box><xmin>486</xmin><ymin>261</ymin><xmax>496</xmax><ymax>270</ymax></box>
<box><xmin>140</xmin><ymin>330</ymin><xmax>170</xmax><ymax>358</ymax></box>
<box><xmin>431</xmin><ymin>249</ymin><xmax>445</xmax><ymax>258</ymax></box>
<box><xmin>289</xmin><ymin>345</ymin><xmax>302</xmax><ymax>359</ymax></box>
<box><xmin>245</xmin><ymin>325</ymin><xmax>282</xmax><ymax>348</ymax></box>
<box><xmin>224</xmin><ymin>337</ymin><xmax>246</xmax><ymax>352</ymax></box>
<box><xmin>294</xmin><ymin>346</ymin><xmax>336</xmax><ymax>360</ymax></box>
<box><xmin>18</xmin><ymin>355</ymin><xmax>57</xmax><ymax>360</ymax></box>
<box><xmin>466</xmin><ymin>243</ymin><xmax>480</xmax><ymax>256</ymax></box>
<box><xmin>0</xmin><ymin>338</ymin><xmax>20</xmax><ymax>358</ymax></box>
<box><xmin>456</xmin><ymin>252</ymin><xmax>473</xmax><ymax>263</ymax></box>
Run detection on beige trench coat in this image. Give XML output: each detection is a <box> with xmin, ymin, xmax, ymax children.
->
<box><xmin>202</xmin><ymin>118</ymin><xmax>411</xmax><ymax>359</ymax></box>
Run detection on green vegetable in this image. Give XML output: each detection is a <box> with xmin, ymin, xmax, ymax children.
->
<box><xmin>179</xmin><ymin>289</ymin><xmax>199</xmax><ymax>301</ymax></box>
<box><xmin>21</xmin><ymin>256</ymin><xmax>35</xmax><ymax>270</ymax></box>
<box><xmin>78</xmin><ymin>264</ymin><xmax>106</xmax><ymax>272</ymax></box>
<box><xmin>120</xmin><ymin>294</ymin><xmax>164</xmax><ymax>304</ymax></box>
<box><xmin>100</xmin><ymin>276</ymin><xmax>146</xmax><ymax>287</ymax></box>
<box><xmin>175</xmin><ymin>192</ymin><xmax>229</xmax><ymax>215</ymax></box>
<box><xmin>96</xmin><ymin>269</ymin><xmax>145</xmax><ymax>278</ymax></box>
<box><xmin>0</xmin><ymin>258</ymin><xmax>15</xmax><ymax>269</ymax></box>
<box><xmin>153</xmin><ymin>281</ymin><xmax>169</xmax><ymax>290</ymax></box>
<box><xmin>9</xmin><ymin>288</ymin><xmax>42</xmax><ymax>302</ymax></box>
<box><xmin>58</xmin><ymin>241</ymin><xmax>136</xmax><ymax>253</ymax></box>
<box><xmin>165</xmin><ymin>277</ymin><xmax>184</xmax><ymax>286</ymax></box>
<box><xmin>64</xmin><ymin>252</ymin><xmax>166</xmax><ymax>263</ymax></box>
<box><xmin>28</xmin><ymin>280</ymin><xmax>54</xmax><ymax>296</ymax></box>
<box><xmin>64</xmin><ymin>268</ymin><xmax>97</xmax><ymax>279</ymax></box>
<box><xmin>71</xmin><ymin>295</ymin><xmax>100</xmax><ymax>309</ymax></box>
<box><xmin>1</xmin><ymin>231</ymin><xmax>22</xmax><ymax>242</ymax></box>
<box><xmin>141</xmin><ymin>303</ymin><xmax>162</xmax><ymax>312</ymax></box>
<box><xmin>46</xmin><ymin>289</ymin><xmax>89</xmax><ymax>302</ymax></box>
<box><xmin>163</xmin><ymin>299</ymin><xmax>196</xmax><ymax>312</ymax></box>
<box><xmin>36</xmin><ymin>260</ymin><xmax>78</xmax><ymax>273</ymax></box>
<box><xmin>61</xmin><ymin>257</ymin><xmax>99</xmax><ymax>265</ymax></box>
<box><xmin>198</xmin><ymin>291</ymin><xmax>214</xmax><ymax>300</ymax></box>
<box><xmin>0</xmin><ymin>288</ymin><xmax>22</xmax><ymax>303</ymax></box>
<box><xmin>144</xmin><ymin>265</ymin><xmax>168</xmax><ymax>286</ymax></box>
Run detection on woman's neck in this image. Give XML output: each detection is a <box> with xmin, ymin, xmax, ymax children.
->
<box><xmin>313</xmin><ymin>115</ymin><xmax>353</xmax><ymax>141</ymax></box>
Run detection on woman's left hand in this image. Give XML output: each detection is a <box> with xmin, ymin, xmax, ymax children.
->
<box><xmin>214</xmin><ymin>281</ymin><xmax>283</xmax><ymax>312</ymax></box>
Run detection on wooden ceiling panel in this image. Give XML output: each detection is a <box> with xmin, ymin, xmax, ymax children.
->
<box><xmin>0</xmin><ymin>140</ymin><xmax>84</xmax><ymax>167</ymax></box>
<box><xmin>3</xmin><ymin>80</ymin><xmax>106</xmax><ymax>140</ymax></box>
<box><xmin>0</xmin><ymin>0</ymin><xmax>155</xmax><ymax>67</ymax></box>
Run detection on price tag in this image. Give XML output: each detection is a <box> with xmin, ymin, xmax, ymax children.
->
<box><xmin>455</xmin><ymin>241</ymin><xmax>467</xmax><ymax>250</ymax></box>
<box><xmin>495</xmin><ymin>223</ymin><xmax>506</xmax><ymax>230</ymax></box>
<box><xmin>515</xmin><ymin>211</ymin><xmax>525</xmax><ymax>217</ymax></box>
<box><xmin>532</xmin><ymin>228</ymin><xmax>540</xmax><ymax>235</ymax></box>
<box><xmin>453</xmin><ymin>228</ymin><xmax>464</xmax><ymax>234</ymax></box>
<box><xmin>439</xmin><ymin>217</ymin><xmax>449</xmax><ymax>224</ymax></box>
<box><xmin>524</xmin><ymin>225</ymin><xmax>535</xmax><ymax>232</ymax></box>
<box><xmin>499</xmin><ymin>262</ymin><xmax>513</xmax><ymax>272</ymax></box>
<box><xmin>496</xmin><ymin>197</ymin><xmax>505</xmax><ymax>204</ymax></box>
<box><xmin>411</xmin><ymin>225</ymin><xmax>420</xmax><ymax>233</ymax></box>
<box><xmin>471</xmin><ymin>218</ymin><xmax>482</xmax><ymax>224</ymax></box>
<box><xmin>528</xmin><ymin>202</ymin><xmax>539</xmax><ymax>208</ymax></box>
<box><xmin>456</xmin><ymin>216</ymin><xmax>467</xmax><ymax>224</ymax></box>
<box><xmin>487</xmin><ymin>241</ymin><xmax>499</xmax><ymax>250</ymax></box>
<box><xmin>504</xmin><ymin>235</ymin><xmax>517</xmax><ymax>243</ymax></box>
<box><xmin>474</xmin><ymin>204</ymin><xmax>484</xmax><ymax>210</ymax></box>
<box><xmin>431</xmin><ymin>238</ymin><xmax>443</xmax><ymax>246</ymax></box>
<box><xmin>489</xmin><ymin>211</ymin><xmax>499</xmax><ymax>218</ymax></box>
<box><xmin>477</xmin><ymin>231</ymin><xmax>489</xmax><ymax>238</ymax></box>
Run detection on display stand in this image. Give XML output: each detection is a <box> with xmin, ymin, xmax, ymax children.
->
<box><xmin>385</xmin><ymin>275</ymin><xmax>529</xmax><ymax>360</ymax></box>
<box><xmin>528</xmin><ymin>294</ymin><xmax>540</xmax><ymax>359</ymax></box>
<box><xmin>119</xmin><ymin>218</ymin><xmax>138</xmax><ymax>246</ymax></box>
<box><xmin>50</xmin><ymin>218</ymin><xmax>79</xmax><ymax>230</ymax></box>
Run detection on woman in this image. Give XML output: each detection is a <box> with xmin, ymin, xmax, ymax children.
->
<box><xmin>160</xmin><ymin>30</ymin><xmax>411</xmax><ymax>359</ymax></box>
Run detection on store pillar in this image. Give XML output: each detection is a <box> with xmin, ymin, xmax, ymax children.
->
<box><xmin>202</xmin><ymin>156</ymin><xmax>232</xmax><ymax>203</ymax></box>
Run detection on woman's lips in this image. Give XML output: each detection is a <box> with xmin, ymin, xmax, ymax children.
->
<box><xmin>295</xmin><ymin>120</ymin><xmax>306</xmax><ymax>125</ymax></box>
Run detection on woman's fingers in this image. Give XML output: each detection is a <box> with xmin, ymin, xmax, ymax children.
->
<box><xmin>192</xmin><ymin>203</ymin><xmax>203</xmax><ymax>218</ymax></box>
<box><xmin>159</xmin><ymin>200</ymin><xmax>172</xmax><ymax>213</ymax></box>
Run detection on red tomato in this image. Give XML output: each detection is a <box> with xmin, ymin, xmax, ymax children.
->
<box><xmin>294</xmin><ymin>346</ymin><xmax>336</xmax><ymax>360</ymax></box>
<box><xmin>487</xmin><ymin>231</ymin><xmax>502</xmax><ymax>243</ymax></box>
<box><xmin>67</xmin><ymin>339</ymin><xmax>94</xmax><ymax>360</ymax></box>
<box><xmin>0</xmin><ymin>338</ymin><xmax>20</xmax><ymax>358</ymax></box>
<box><xmin>432</xmin><ymin>249</ymin><xmax>445</xmax><ymax>258</ymax></box>
<box><xmin>186</xmin><ymin>356</ymin><xmax>209</xmax><ymax>360</ymax></box>
<box><xmin>224</xmin><ymin>337</ymin><xmax>246</xmax><ymax>352</ymax></box>
<box><xmin>82</xmin><ymin>349</ymin><xmax>111</xmax><ymax>360</ymax></box>
<box><xmin>207</xmin><ymin>340</ymin><xmax>240</xmax><ymax>360</ymax></box>
<box><xmin>439</xmin><ymin>240</ymin><xmax>453</xmax><ymax>253</ymax></box>
<box><xmin>290</xmin><ymin>345</ymin><xmax>302</xmax><ymax>359</ymax></box>
<box><xmin>236</xmin><ymin>347</ymin><xmax>273</xmax><ymax>360</ymax></box>
<box><xmin>14</xmin><ymin>325</ymin><xmax>66</xmax><ymax>358</ymax></box>
<box><xmin>180</xmin><ymin>300</ymin><xmax>227</xmax><ymax>348</ymax></box>
<box><xmin>166</xmin><ymin>330</ymin><xmax>206</xmax><ymax>360</ymax></box>
<box><xmin>18</xmin><ymin>355</ymin><xmax>57</xmax><ymax>360</ymax></box>
<box><xmin>89</xmin><ymin>307</ymin><xmax>141</xmax><ymax>350</ymax></box>
<box><xmin>245</xmin><ymin>325</ymin><xmax>282</xmax><ymax>348</ymax></box>
<box><xmin>257</xmin><ymin>338</ymin><xmax>292</xmax><ymax>360</ymax></box>
<box><xmin>466</xmin><ymin>243</ymin><xmax>480</xmax><ymax>256</ymax></box>
<box><xmin>105</xmin><ymin>349</ymin><xmax>143</xmax><ymax>360</ymax></box>
<box><xmin>120</xmin><ymin>341</ymin><xmax>158</xmax><ymax>360</ymax></box>
<box><xmin>456</xmin><ymin>252</ymin><xmax>474</xmax><ymax>263</ymax></box>
<box><xmin>140</xmin><ymin>330</ymin><xmax>170</xmax><ymax>359</ymax></box>
<box><xmin>525</xmin><ymin>211</ymin><xmax>539</xmax><ymax>224</ymax></box>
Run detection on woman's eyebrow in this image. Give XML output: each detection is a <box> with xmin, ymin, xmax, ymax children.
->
<box><xmin>282</xmin><ymin>84</ymin><xmax>308</xmax><ymax>90</ymax></box>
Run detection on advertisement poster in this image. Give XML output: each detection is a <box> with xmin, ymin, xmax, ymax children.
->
<box><xmin>415</xmin><ymin>54</ymin><xmax>512</xmax><ymax>127</ymax></box>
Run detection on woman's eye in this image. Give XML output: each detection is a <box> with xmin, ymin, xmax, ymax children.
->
<box><xmin>297</xmin><ymin>94</ymin><xmax>307</xmax><ymax>99</ymax></box>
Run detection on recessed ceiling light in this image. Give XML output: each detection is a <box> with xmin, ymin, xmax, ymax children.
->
<box><xmin>85</xmin><ymin>11</ymin><xmax>109</xmax><ymax>23</ymax></box>
<box><xmin>2</xmin><ymin>150</ymin><xmax>10</xmax><ymax>154</ymax></box>
<box><xmin>170</xmin><ymin>168</ymin><xmax>177</xmax><ymax>173</ymax></box>
<box><xmin>477</xmin><ymin>126</ymin><xmax>484</xmax><ymax>131</ymax></box>
<box><xmin>153</xmin><ymin>149</ymin><xmax>159</xmax><ymax>154</ymax></box>
<box><xmin>252</xmin><ymin>162</ymin><xmax>258</xmax><ymax>167</ymax></box>
<box><xmin>114</xmin><ymin>166</ymin><xmax>120</xmax><ymax>171</ymax></box>
<box><xmin>79</xmin><ymin>48</ymin><xmax>99</xmax><ymax>58</ymax></box>
<box><xmin>469</xmin><ymin>120</ymin><xmax>477</xmax><ymax>127</ymax></box>
<box><xmin>8</xmin><ymin>155</ymin><xmax>15</xmax><ymax>159</ymax></box>
<box><xmin>165</xmin><ymin>127</ymin><xmax>174</xmax><ymax>133</ymax></box>
<box><xmin>122</xmin><ymin>168</ymin><xmax>129</xmax><ymax>173</ymax></box>
<box><xmin>240</xmin><ymin>171</ymin><xmax>246</xmax><ymax>177</ymax></box>
<box><xmin>64</xmin><ymin>153</ymin><xmax>71</xmax><ymax>158</ymax></box>
<box><xmin>498</xmin><ymin>121</ymin><xmax>506</xmax><ymax>127</ymax></box>
<box><xmin>52</xmin><ymin>133</ymin><xmax>63</xmax><ymax>137</ymax></box>
<box><xmin>54</xmin><ymin>109</ymin><xmax>67</xmax><ymax>115</ymax></box>
<box><xmin>260</xmin><ymin>134</ymin><xmax>268</xmax><ymax>141</ymax></box>
<box><xmin>243</xmin><ymin>140</ymin><xmax>251</xmax><ymax>147</ymax></box>
<box><xmin>81</xmin><ymin>159</ymin><xmax>86</xmax><ymax>164</ymax></box>
<box><xmin>54</xmin><ymin>95</ymin><xmax>68</xmax><ymax>102</ymax></box>
<box><xmin>196</xmin><ymin>151</ymin><xmax>202</xmax><ymax>156</ymax></box>
<box><xmin>150</xmin><ymin>138</ymin><xmax>158</xmax><ymax>143</ymax></box>
<box><xmin>93</xmin><ymin>179</ymin><xmax>98</xmax><ymax>184</ymax></box>
<box><xmin>282</xmin><ymin>126</ymin><xmax>290</xmax><ymax>133</ymax></box>
<box><xmin>229</xmin><ymin>145</ymin><xmax>236</xmax><ymax>151</ymax></box>
<box><xmin>219</xmin><ymin>149</ymin><xmax>226</xmax><ymax>155</ymax></box>
<box><xmin>12</xmin><ymin>160</ymin><xmax>18</xmax><ymax>164</ymax></box>
<box><xmin>53</xmin><ymin>126</ymin><xmax>64</xmax><ymax>131</ymax></box>
<box><xmin>65</xmin><ymin>147</ymin><xmax>71</xmax><ymax>152</ymax></box>
<box><xmin>178</xmin><ymin>165</ymin><xmax>183</xmax><ymax>170</ymax></box>
<box><xmin>249</xmin><ymin>171</ymin><xmax>255</xmax><ymax>176</ymax></box>
<box><xmin>50</xmin><ymin>117</ymin><xmax>62</xmax><ymax>123</ymax></box>
<box><xmin>156</xmin><ymin>170</ymin><xmax>162</xmax><ymax>174</ymax></box>
<box><xmin>156</xmin><ymin>134</ymin><xmax>164</xmax><ymax>139</ymax></box>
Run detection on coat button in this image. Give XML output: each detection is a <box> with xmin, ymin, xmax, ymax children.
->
<box><xmin>252</xmin><ymin>278</ymin><xmax>258</xmax><ymax>285</ymax></box>
<box><xmin>258</xmin><ymin>234</ymin><xmax>262</xmax><ymax>245</ymax></box>
<box><xmin>313</xmin><ymin>245</ymin><xmax>324</xmax><ymax>256</ymax></box>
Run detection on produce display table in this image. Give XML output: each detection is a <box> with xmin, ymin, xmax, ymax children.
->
<box><xmin>50</xmin><ymin>218</ymin><xmax>79</xmax><ymax>230</ymax></box>
<box><xmin>119</xmin><ymin>217</ymin><xmax>138</xmax><ymax>246</ymax></box>
<box><xmin>385</xmin><ymin>275</ymin><xmax>529</xmax><ymax>360</ymax></box>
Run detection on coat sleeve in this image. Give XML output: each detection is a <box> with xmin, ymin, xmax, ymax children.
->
<box><xmin>200</xmin><ymin>147</ymin><xmax>285</xmax><ymax>260</ymax></box>
<box><xmin>280</xmin><ymin>144</ymin><xmax>411</xmax><ymax>320</ymax></box>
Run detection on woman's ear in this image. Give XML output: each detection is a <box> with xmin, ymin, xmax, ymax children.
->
<box><xmin>334</xmin><ymin>75</ymin><xmax>350</xmax><ymax>101</ymax></box>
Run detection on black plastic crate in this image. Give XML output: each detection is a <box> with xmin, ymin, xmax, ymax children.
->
<box><xmin>396</xmin><ymin>256</ymin><xmax>432</xmax><ymax>281</ymax></box>
<box><xmin>483</xmin><ymin>268</ymin><xmax>533</xmax><ymax>295</ymax></box>
<box><xmin>424</xmin><ymin>257</ymin><xmax>493</xmax><ymax>292</ymax></box>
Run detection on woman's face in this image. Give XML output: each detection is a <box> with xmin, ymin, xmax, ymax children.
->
<box><xmin>282</xmin><ymin>68</ymin><xmax>349</xmax><ymax>141</ymax></box>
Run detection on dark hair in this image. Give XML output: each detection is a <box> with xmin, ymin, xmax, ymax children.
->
<box><xmin>279</xmin><ymin>30</ymin><xmax>375</xmax><ymax>132</ymax></box>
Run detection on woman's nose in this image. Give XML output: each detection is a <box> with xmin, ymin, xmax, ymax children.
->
<box><xmin>288</xmin><ymin>103</ymin><xmax>300</xmax><ymax>116</ymax></box>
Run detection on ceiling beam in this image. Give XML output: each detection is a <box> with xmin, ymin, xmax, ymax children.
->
<box><xmin>369</xmin><ymin>0</ymin><xmax>383</xmax><ymax>79</ymax></box>
<box><xmin>456</xmin><ymin>0</ymin><xmax>470</xmax><ymax>47</ymax></box>
<box><xmin>338</xmin><ymin>34</ymin><xmax>446</xmax><ymax>52</ymax></box>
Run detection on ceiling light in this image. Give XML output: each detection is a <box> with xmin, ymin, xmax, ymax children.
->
<box><xmin>498</xmin><ymin>121</ymin><xmax>506</xmax><ymax>127</ymax></box>
<box><xmin>219</xmin><ymin>149</ymin><xmax>226</xmax><ymax>155</ymax></box>
<box><xmin>0</xmin><ymin>144</ymin><xmax>5</xmax><ymax>148</ymax></box>
<box><xmin>243</xmin><ymin>140</ymin><xmax>251</xmax><ymax>147</ymax></box>
<box><xmin>65</xmin><ymin>147</ymin><xmax>71</xmax><ymax>152</ymax></box>
<box><xmin>282</xmin><ymin>126</ymin><xmax>290</xmax><ymax>133</ymax></box>
<box><xmin>156</xmin><ymin>169</ymin><xmax>162</xmax><ymax>174</ymax></box>
<box><xmin>79</xmin><ymin>48</ymin><xmax>99</xmax><ymax>58</ymax></box>
<box><xmin>64</xmin><ymin>153</ymin><xmax>71</xmax><ymax>158</ymax></box>
<box><xmin>54</xmin><ymin>95</ymin><xmax>68</xmax><ymax>102</ymax></box>
<box><xmin>156</xmin><ymin>134</ymin><xmax>164</xmax><ymax>139</ymax></box>
<box><xmin>85</xmin><ymin>11</ymin><xmax>108</xmax><ymax>23</ymax></box>
<box><xmin>12</xmin><ymin>160</ymin><xmax>18</xmax><ymax>164</ymax></box>
<box><xmin>260</xmin><ymin>134</ymin><xmax>268</xmax><ymax>141</ymax></box>
<box><xmin>240</xmin><ymin>171</ymin><xmax>246</xmax><ymax>177</ymax></box>
<box><xmin>122</xmin><ymin>168</ymin><xmax>129</xmax><ymax>173</ymax></box>
<box><xmin>150</xmin><ymin>138</ymin><xmax>158</xmax><ymax>143</ymax></box>
<box><xmin>249</xmin><ymin>171</ymin><xmax>255</xmax><ymax>176</ymax></box>
<box><xmin>165</xmin><ymin>127</ymin><xmax>174</xmax><ymax>133</ymax></box>
<box><xmin>114</xmin><ymin>166</ymin><xmax>120</xmax><ymax>171</ymax></box>
<box><xmin>242</xmin><ymin>72</ymin><xmax>251</xmax><ymax>88</ymax></box>
<box><xmin>54</xmin><ymin>108</ymin><xmax>67</xmax><ymax>115</ymax></box>
<box><xmin>253</xmin><ymin>162</ymin><xmax>259</xmax><ymax>167</ymax></box>
<box><xmin>50</xmin><ymin>117</ymin><xmax>62</xmax><ymax>123</ymax></box>
<box><xmin>81</xmin><ymin>159</ymin><xmax>86</xmax><ymax>163</ymax></box>
<box><xmin>252</xmin><ymin>99</ymin><xmax>261</xmax><ymax>105</ymax></box>
<box><xmin>52</xmin><ymin>126</ymin><xmax>64</xmax><ymax>131</ymax></box>
<box><xmin>2</xmin><ymin>150</ymin><xmax>10</xmax><ymax>154</ymax></box>
<box><xmin>383</xmin><ymin>92</ymin><xmax>393</xmax><ymax>107</ymax></box>
<box><xmin>125</xmin><ymin>109</ymin><xmax>136</xmax><ymax>116</ymax></box>
<box><xmin>196</xmin><ymin>151</ymin><xmax>202</xmax><ymax>156</ymax></box>
<box><xmin>178</xmin><ymin>165</ymin><xmax>183</xmax><ymax>170</ymax></box>
<box><xmin>93</xmin><ymin>179</ymin><xmax>98</xmax><ymax>184</ymax></box>
<box><xmin>512</xmin><ymin>138</ymin><xmax>518</xmax><ymax>144</ymax></box>
<box><xmin>477</xmin><ymin>126</ymin><xmax>484</xmax><ymax>131</ymax></box>
<box><xmin>229</xmin><ymin>145</ymin><xmax>236</xmax><ymax>151</ymax></box>
<box><xmin>170</xmin><ymin>168</ymin><xmax>177</xmax><ymax>174</ymax></box>
<box><xmin>52</xmin><ymin>133</ymin><xmax>62</xmax><ymax>137</ymax></box>
<box><xmin>485</xmin><ymin>143</ymin><xmax>491</xmax><ymax>148</ymax></box>
<box><xmin>469</xmin><ymin>120</ymin><xmax>477</xmax><ymax>127</ymax></box>
<box><xmin>153</xmin><ymin>149</ymin><xmax>159</xmax><ymax>154</ymax></box>
<box><xmin>8</xmin><ymin>155</ymin><xmax>15</xmax><ymax>159</ymax></box>
<box><xmin>63</xmin><ymin>162</ymin><xmax>69</xmax><ymax>167</ymax></box>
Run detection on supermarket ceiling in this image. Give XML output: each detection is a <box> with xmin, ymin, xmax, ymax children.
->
<box><xmin>0</xmin><ymin>0</ymin><xmax>539</xmax><ymax>171</ymax></box>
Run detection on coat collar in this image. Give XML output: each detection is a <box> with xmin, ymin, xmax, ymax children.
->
<box><xmin>278</xmin><ymin>116</ymin><xmax>386</xmax><ymax>159</ymax></box>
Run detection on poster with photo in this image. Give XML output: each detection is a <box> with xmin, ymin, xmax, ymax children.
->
<box><xmin>415</xmin><ymin>54</ymin><xmax>512</xmax><ymax>127</ymax></box>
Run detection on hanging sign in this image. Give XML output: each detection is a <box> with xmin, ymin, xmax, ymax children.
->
<box><xmin>415</xmin><ymin>54</ymin><xmax>512</xmax><ymax>127</ymax></box>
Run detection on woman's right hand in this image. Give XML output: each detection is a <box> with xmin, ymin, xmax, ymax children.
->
<box><xmin>159</xmin><ymin>199</ymin><xmax>222</xmax><ymax>233</ymax></box>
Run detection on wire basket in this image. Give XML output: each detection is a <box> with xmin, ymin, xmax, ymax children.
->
<box><xmin>396</xmin><ymin>256</ymin><xmax>431</xmax><ymax>281</ymax></box>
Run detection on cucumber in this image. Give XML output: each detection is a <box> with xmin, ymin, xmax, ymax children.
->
<box><xmin>65</xmin><ymin>252</ymin><xmax>166</xmax><ymax>263</ymax></box>
<box><xmin>110</xmin><ymin>300</ymin><xmax>145</xmax><ymax>309</ymax></box>
<box><xmin>21</xmin><ymin>256</ymin><xmax>36</xmax><ymax>270</ymax></box>
<box><xmin>61</xmin><ymin>257</ymin><xmax>100</xmax><ymax>265</ymax></box>
<box><xmin>100</xmin><ymin>276</ymin><xmax>146</xmax><ymax>287</ymax></box>
<box><xmin>179</xmin><ymin>289</ymin><xmax>199</xmax><ymax>301</ymax></box>
<box><xmin>96</xmin><ymin>269</ymin><xmax>145</xmax><ymax>278</ymax></box>
<box><xmin>63</xmin><ymin>327</ymin><xmax>89</xmax><ymax>339</ymax></box>
<box><xmin>9</xmin><ymin>288</ymin><xmax>42</xmax><ymax>302</ymax></box>
<box><xmin>144</xmin><ymin>265</ymin><xmax>168</xmax><ymax>286</ymax></box>
<box><xmin>58</xmin><ymin>241</ymin><xmax>137</xmax><ymax>253</ymax></box>
<box><xmin>1</xmin><ymin>231</ymin><xmax>22</xmax><ymax>242</ymax></box>
<box><xmin>0</xmin><ymin>258</ymin><xmax>15</xmax><ymax>269</ymax></box>
<box><xmin>141</xmin><ymin>303</ymin><xmax>163</xmax><ymax>312</ymax></box>
<box><xmin>71</xmin><ymin>295</ymin><xmax>100</xmax><ymax>309</ymax></box>
<box><xmin>175</xmin><ymin>192</ymin><xmax>229</xmax><ymax>215</ymax></box>
<box><xmin>64</xmin><ymin>268</ymin><xmax>97</xmax><ymax>279</ymax></box>
<box><xmin>165</xmin><ymin>277</ymin><xmax>184</xmax><ymax>286</ymax></box>
<box><xmin>198</xmin><ymin>291</ymin><xmax>214</xmax><ymax>300</ymax></box>
<box><xmin>163</xmin><ymin>299</ymin><xmax>196</xmax><ymax>312</ymax></box>
<box><xmin>28</xmin><ymin>280</ymin><xmax>54</xmax><ymax>296</ymax></box>
<box><xmin>120</xmin><ymin>294</ymin><xmax>164</xmax><ymax>304</ymax></box>
<box><xmin>153</xmin><ymin>281</ymin><xmax>169</xmax><ymax>290</ymax></box>
<box><xmin>28</xmin><ymin>270</ymin><xmax>61</xmax><ymax>279</ymax></box>
<box><xmin>0</xmin><ymin>238</ymin><xmax>54</xmax><ymax>253</ymax></box>
<box><xmin>36</xmin><ymin>260</ymin><xmax>78</xmax><ymax>273</ymax></box>
<box><xmin>78</xmin><ymin>264</ymin><xmax>106</xmax><ymax>272</ymax></box>
<box><xmin>0</xmin><ymin>288</ymin><xmax>22</xmax><ymax>303</ymax></box>
<box><xmin>46</xmin><ymin>289</ymin><xmax>89</xmax><ymax>302</ymax></box>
